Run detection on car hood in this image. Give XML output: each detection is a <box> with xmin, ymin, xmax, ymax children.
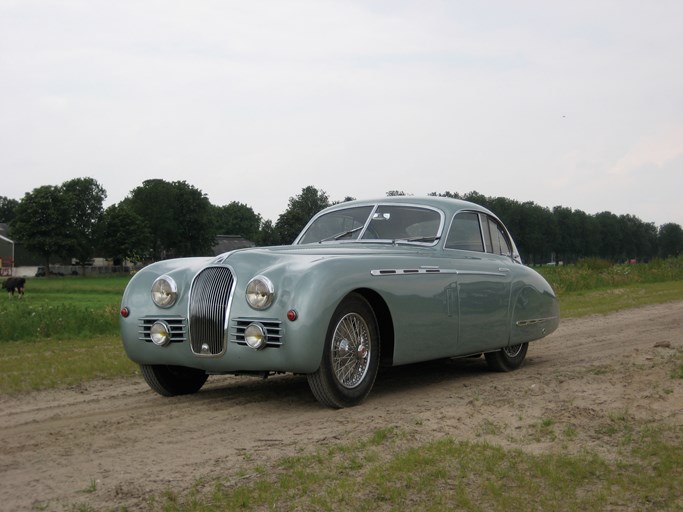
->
<box><xmin>130</xmin><ymin>243</ymin><xmax>438</xmax><ymax>292</ymax></box>
<box><xmin>216</xmin><ymin>243</ymin><xmax>434</xmax><ymax>279</ymax></box>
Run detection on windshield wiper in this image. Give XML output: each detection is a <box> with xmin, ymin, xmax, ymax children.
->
<box><xmin>393</xmin><ymin>236</ymin><xmax>441</xmax><ymax>244</ymax></box>
<box><xmin>318</xmin><ymin>226</ymin><xmax>364</xmax><ymax>243</ymax></box>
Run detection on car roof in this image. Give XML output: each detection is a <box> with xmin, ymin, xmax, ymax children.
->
<box><xmin>320</xmin><ymin>195</ymin><xmax>495</xmax><ymax>218</ymax></box>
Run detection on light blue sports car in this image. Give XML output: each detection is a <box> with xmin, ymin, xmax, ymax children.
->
<box><xmin>120</xmin><ymin>196</ymin><xmax>559</xmax><ymax>408</ymax></box>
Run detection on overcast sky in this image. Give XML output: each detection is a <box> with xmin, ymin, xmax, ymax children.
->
<box><xmin>1</xmin><ymin>1</ymin><xmax>681</xmax><ymax>227</ymax></box>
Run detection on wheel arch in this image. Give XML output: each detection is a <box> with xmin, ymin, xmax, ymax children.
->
<box><xmin>352</xmin><ymin>287</ymin><xmax>395</xmax><ymax>367</ymax></box>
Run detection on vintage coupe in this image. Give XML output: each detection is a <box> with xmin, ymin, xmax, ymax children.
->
<box><xmin>120</xmin><ymin>196</ymin><xmax>559</xmax><ymax>408</ymax></box>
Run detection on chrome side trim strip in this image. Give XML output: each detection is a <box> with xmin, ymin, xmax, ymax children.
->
<box><xmin>371</xmin><ymin>268</ymin><xmax>458</xmax><ymax>276</ymax></box>
<box><xmin>371</xmin><ymin>268</ymin><xmax>507</xmax><ymax>277</ymax></box>
<box><xmin>516</xmin><ymin>316</ymin><xmax>558</xmax><ymax>327</ymax></box>
<box><xmin>457</xmin><ymin>270</ymin><xmax>509</xmax><ymax>277</ymax></box>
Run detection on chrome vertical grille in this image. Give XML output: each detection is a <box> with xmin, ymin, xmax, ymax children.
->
<box><xmin>189</xmin><ymin>267</ymin><xmax>235</xmax><ymax>356</ymax></box>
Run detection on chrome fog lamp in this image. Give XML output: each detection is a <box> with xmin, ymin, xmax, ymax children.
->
<box><xmin>244</xmin><ymin>323</ymin><xmax>267</xmax><ymax>350</ymax></box>
<box><xmin>151</xmin><ymin>275</ymin><xmax>178</xmax><ymax>308</ymax></box>
<box><xmin>245</xmin><ymin>276</ymin><xmax>275</xmax><ymax>310</ymax></box>
<box><xmin>150</xmin><ymin>321</ymin><xmax>171</xmax><ymax>346</ymax></box>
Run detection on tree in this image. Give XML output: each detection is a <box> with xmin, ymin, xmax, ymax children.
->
<box><xmin>97</xmin><ymin>203</ymin><xmax>152</xmax><ymax>265</ymax></box>
<box><xmin>333</xmin><ymin>196</ymin><xmax>357</xmax><ymax>205</ymax></box>
<box><xmin>274</xmin><ymin>186</ymin><xmax>330</xmax><ymax>244</ymax></box>
<box><xmin>594</xmin><ymin>212</ymin><xmax>623</xmax><ymax>261</ymax></box>
<box><xmin>618</xmin><ymin>214</ymin><xmax>657</xmax><ymax>261</ymax></box>
<box><xmin>213</xmin><ymin>202</ymin><xmax>261</xmax><ymax>241</ymax></box>
<box><xmin>429</xmin><ymin>191</ymin><xmax>461</xmax><ymax>199</ymax></box>
<box><xmin>0</xmin><ymin>196</ymin><xmax>19</xmax><ymax>224</ymax></box>
<box><xmin>125</xmin><ymin>180</ymin><xmax>175</xmax><ymax>260</ymax></box>
<box><xmin>255</xmin><ymin>219</ymin><xmax>279</xmax><ymax>246</ymax></box>
<box><xmin>552</xmin><ymin>206</ymin><xmax>577</xmax><ymax>263</ymax></box>
<box><xmin>10</xmin><ymin>185</ymin><xmax>72</xmax><ymax>271</ymax></box>
<box><xmin>513</xmin><ymin>201</ymin><xmax>556</xmax><ymax>265</ymax></box>
<box><xmin>575</xmin><ymin>210</ymin><xmax>601</xmax><ymax>259</ymax></box>
<box><xmin>61</xmin><ymin>177</ymin><xmax>107</xmax><ymax>271</ymax></box>
<box><xmin>172</xmin><ymin>182</ymin><xmax>218</xmax><ymax>257</ymax></box>
<box><xmin>658</xmin><ymin>223</ymin><xmax>683</xmax><ymax>258</ymax></box>
<box><xmin>126</xmin><ymin>179</ymin><xmax>217</xmax><ymax>260</ymax></box>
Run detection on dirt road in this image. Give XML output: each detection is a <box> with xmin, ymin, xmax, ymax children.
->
<box><xmin>1</xmin><ymin>302</ymin><xmax>682</xmax><ymax>511</ymax></box>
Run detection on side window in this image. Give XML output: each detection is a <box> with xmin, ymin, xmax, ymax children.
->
<box><xmin>487</xmin><ymin>217</ymin><xmax>512</xmax><ymax>257</ymax></box>
<box><xmin>446</xmin><ymin>212</ymin><xmax>484</xmax><ymax>252</ymax></box>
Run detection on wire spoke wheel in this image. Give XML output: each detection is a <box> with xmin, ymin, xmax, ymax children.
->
<box><xmin>307</xmin><ymin>293</ymin><xmax>380</xmax><ymax>408</ymax></box>
<box><xmin>331</xmin><ymin>313</ymin><xmax>371</xmax><ymax>389</ymax></box>
<box><xmin>485</xmin><ymin>342</ymin><xmax>528</xmax><ymax>372</ymax></box>
<box><xmin>502</xmin><ymin>343</ymin><xmax>524</xmax><ymax>358</ymax></box>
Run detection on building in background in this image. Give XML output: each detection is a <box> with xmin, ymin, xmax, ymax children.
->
<box><xmin>0</xmin><ymin>232</ymin><xmax>14</xmax><ymax>276</ymax></box>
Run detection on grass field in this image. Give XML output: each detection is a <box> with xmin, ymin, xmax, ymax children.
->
<box><xmin>1</xmin><ymin>263</ymin><xmax>682</xmax><ymax>511</ymax></box>
<box><xmin>0</xmin><ymin>275</ymin><xmax>138</xmax><ymax>393</ymax></box>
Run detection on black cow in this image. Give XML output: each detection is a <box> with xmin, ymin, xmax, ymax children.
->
<box><xmin>1</xmin><ymin>277</ymin><xmax>26</xmax><ymax>298</ymax></box>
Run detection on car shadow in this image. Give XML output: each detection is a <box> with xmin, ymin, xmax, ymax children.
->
<box><xmin>192</xmin><ymin>354</ymin><xmax>537</xmax><ymax>409</ymax></box>
<box><xmin>373</xmin><ymin>356</ymin><xmax>487</xmax><ymax>396</ymax></box>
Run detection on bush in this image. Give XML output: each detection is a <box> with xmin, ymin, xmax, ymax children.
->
<box><xmin>576</xmin><ymin>258</ymin><xmax>613</xmax><ymax>271</ymax></box>
<box><xmin>538</xmin><ymin>256</ymin><xmax>683</xmax><ymax>294</ymax></box>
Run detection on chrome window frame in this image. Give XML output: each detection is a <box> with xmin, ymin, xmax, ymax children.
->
<box><xmin>294</xmin><ymin>203</ymin><xmax>445</xmax><ymax>247</ymax></box>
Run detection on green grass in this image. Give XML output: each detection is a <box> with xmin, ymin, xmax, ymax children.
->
<box><xmin>12</xmin><ymin>274</ymin><xmax>129</xmax><ymax>306</ymax></box>
<box><xmin>537</xmin><ymin>256</ymin><xmax>683</xmax><ymax>318</ymax></box>
<box><xmin>0</xmin><ymin>335</ymin><xmax>137</xmax><ymax>393</ymax></box>
<box><xmin>149</xmin><ymin>424</ymin><xmax>683</xmax><ymax>512</ymax></box>
<box><xmin>557</xmin><ymin>280</ymin><xmax>683</xmax><ymax>318</ymax></box>
<box><xmin>0</xmin><ymin>275</ymin><xmax>127</xmax><ymax>342</ymax></box>
<box><xmin>0</xmin><ymin>275</ymin><xmax>136</xmax><ymax>393</ymax></box>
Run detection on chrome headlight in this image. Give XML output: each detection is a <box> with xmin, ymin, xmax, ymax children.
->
<box><xmin>245</xmin><ymin>275</ymin><xmax>275</xmax><ymax>310</ymax></box>
<box><xmin>151</xmin><ymin>275</ymin><xmax>178</xmax><ymax>308</ymax></box>
<box><xmin>244</xmin><ymin>323</ymin><xmax>267</xmax><ymax>349</ymax></box>
<box><xmin>150</xmin><ymin>320</ymin><xmax>171</xmax><ymax>346</ymax></box>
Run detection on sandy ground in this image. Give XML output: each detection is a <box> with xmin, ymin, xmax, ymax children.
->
<box><xmin>1</xmin><ymin>302</ymin><xmax>682</xmax><ymax>511</ymax></box>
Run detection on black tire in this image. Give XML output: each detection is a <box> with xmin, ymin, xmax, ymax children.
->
<box><xmin>307</xmin><ymin>293</ymin><xmax>380</xmax><ymax>408</ymax></box>
<box><xmin>485</xmin><ymin>343</ymin><xmax>528</xmax><ymax>372</ymax></box>
<box><xmin>140</xmin><ymin>364</ymin><xmax>208</xmax><ymax>396</ymax></box>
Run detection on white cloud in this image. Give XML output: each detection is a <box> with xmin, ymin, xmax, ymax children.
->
<box><xmin>611</xmin><ymin>125</ymin><xmax>683</xmax><ymax>176</ymax></box>
<box><xmin>0</xmin><ymin>0</ymin><xmax>682</xmax><ymax>226</ymax></box>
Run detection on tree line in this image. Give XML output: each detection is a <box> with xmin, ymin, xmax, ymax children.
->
<box><xmin>1</xmin><ymin>178</ymin><xmax>682</xmax><ymax>270</ymax></box>
<box><xmin>429</xmin><ymin>191</ymin><xmax>683</xmax><ymax>264</ymax></box>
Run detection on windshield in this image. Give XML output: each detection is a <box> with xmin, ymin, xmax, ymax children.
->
<box><xmin>297</xmin><ymin>204</ymin><xmax>442</xmax><ymax>245</ymax></box>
